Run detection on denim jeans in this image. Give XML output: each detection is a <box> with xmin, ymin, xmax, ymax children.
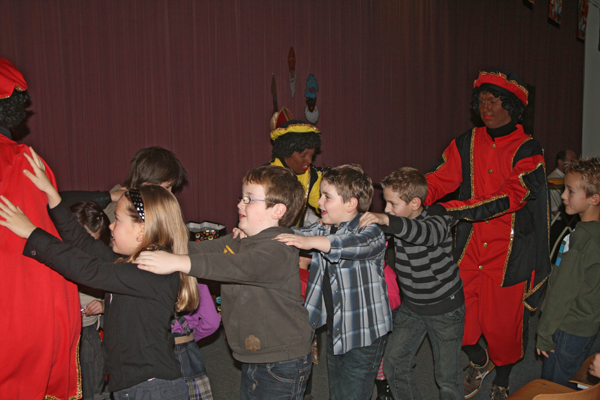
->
<box><xmin>113</xmin><ymin>377</ymin><xmax>188</xmax><ymax>400</ymax></box>
<box><xmin>383</xmin><ymin>304</ymin><xmax>465</xmax><ymax>400</ymax></box>
<box><xmin>327</xmin><ymin>333</ymin><xmax>388</xmax><ymax>400</ymax></box>
<box><xmin>541</xmin><ymin>329</ymin><xmax>597</xmax><ymax>388</ymax></box>
<box><xmin>239</xmin><ymin>353</ymin><xmax>312</xmax><ymax>400</ymax></box>
<box><xmin>173</xmin><ymin>333</ymin><xmax>213</xmax><ymax>400</ymax></box>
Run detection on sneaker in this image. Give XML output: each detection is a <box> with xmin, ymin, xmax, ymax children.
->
<box><xmin>464</xmin><ymin>352</ymin><xmax>495</xmax><ymax>399</ymax></box>
<box><xmin>490</xmin><ymin>385</ymin><xmax>509</xmax><ymax>400</ymax></box>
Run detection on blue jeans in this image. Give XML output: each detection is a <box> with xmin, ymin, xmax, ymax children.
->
<box><xmin>327</xmin><ymin>333</ymin><xmax>388</xmax><ymax>400</ymax></box>
<box><xmin>541</xmin><ymin>329</ymin><xmax>597</xmax><ymax>388</ymax></box>
<box><xmin>383</xmin><ymin>304</ymin><xmax>465</xmax><ymax>400</ymax></box>
<box><xmin>113</xmin><ymin>377</ymin><xmax>188</xmax><ymax>400</ymax></box>
<box><xmin>239</xmin><ymin>353</ymin><xmax>312</xmax><ymax>400</ymax></box>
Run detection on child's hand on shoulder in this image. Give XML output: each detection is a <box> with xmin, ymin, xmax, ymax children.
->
<box><xmin>359</xmin><ymin>212</ymin><xmax>388</xmax><ymax>228</ymax></box>
<box><xmin>232</xmin><ymin>227</ymin><xmax>247</xmax><ymax>239</ymax></box>
<box><xmin>0</xmin><ymin>196</ymin><xmax>37</xmax><ymax>239</ymax></box>
<box><xmin>22</xmin><ymin>147</ymin><xmax>61</xmax><ymax>207</ymax></box>
<box><xmin>274</xmin><ymin>233</ymin><xmax>331</xmax><ymax>253</ymax></box>
<box><xmin>134</xmin><ymin>250</ymin><xmax>191</xmax><ymax>274</ymax></box>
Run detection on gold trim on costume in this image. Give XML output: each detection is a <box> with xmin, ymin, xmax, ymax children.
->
<box><xmin>270</xmin><ymin>123</ymin><xmax>320</xmax><ymax>141</ymax></box>
<box><xmin>457</xmin><ymin>227</ymin><xmax>474</xmax><ymax>267</ymax></box>
<box><xmin>475</xmin><ymin>71</ymin><xmax>529</xmax><ymax>101</ymax></box>
<box><xmin>426</xmin><ymin>152</ymin><xmax>448</xmax><ymax>175</ymax></box>
<box><xmin>523</xmin><ymin>275</ymin><xmax>549</xmax><ymax>312</ymax></box>
<box><xmin>45</xmin><ymin>334</ymin><xmax>82</xmax><ymax>400</ymax></box>
<box><xmin>501</xmin><ymin>213</ymin><xmax>516</xmax><ymax>286</ymax></box>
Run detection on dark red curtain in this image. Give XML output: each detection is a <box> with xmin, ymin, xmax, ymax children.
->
<box><xmin>0</xmin><ymin>0</ymin><xmax>583</xmax><ymax>231</ymax></box>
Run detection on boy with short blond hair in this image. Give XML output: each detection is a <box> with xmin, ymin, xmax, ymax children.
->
<box><xmin>536</xmin><ymin>157</ymin><xmax>600</xmax><ymax>388</ymax></box>
<box><xmin>276</xmin><ymin>164</ymin><xmax>392</xmax><ymax>400</ymax></box>
<box><xmin>359</xmin><ymin>166</ymin><xmax>464</xmax><ymax>400</ymax></box>
<box><xmin>136</xmin><ymin>165</ymin><xmax>313</xmax><ymax>400</ymax></box>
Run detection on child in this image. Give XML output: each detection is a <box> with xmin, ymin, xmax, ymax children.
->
<box><xmin>61</xmin><ymin>145</ymin><xmax>188</xmax><ymax>221</ymax></box>
<box><xmin>172</xmin><ymin>282</ymin><xmax>221</xmax><ymax>400</ymax></box>
<box><xmin>70</xmin><ymin>202</ymin><xmax>111</xmax><ymax>399</ymax></box>
<box><xmin>359</xmin><ymin>167</ymin><xmax>464</xmax><ymax>400</ymax></box>
<box><xmin>536</xmin><ymin>157</ymin><xmax>600</xmax><ymax>388</ymax></box>
<box><xmin>275</xmin><ymin>163</ymin><xmax>392</xmax><ymax>400</ymax></box>
<box><xmin>136</xmin><ymin>165</ymin><xmax>313</xmax><ymax>400</ymax></box>
<box><xmin>0</xmin><ymin>148</ymin><xmax>198</xmax><ymax>400</ymax></box>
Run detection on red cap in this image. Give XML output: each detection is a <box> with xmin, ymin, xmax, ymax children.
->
<box><xmin>474</xmin><ymin>71</ymin><xmax>528</xmax><ymax>106</ymax></box>
<box><xmin>0</xmin><ymin>58</ymin><xmax>27</xmax><ymax>99</ymax></box>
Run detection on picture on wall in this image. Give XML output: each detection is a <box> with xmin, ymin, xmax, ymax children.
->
<box><xmin>548</xmin><ymin>0</ymin><xmax>562</xmax><ymax>26</ymax></box>
<box><xmin>577</xmin><ymin>0</ymin><xmax>589</xmax><ymax>41</ymax></box>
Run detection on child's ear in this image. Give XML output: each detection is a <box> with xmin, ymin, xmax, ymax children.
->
<box><xmin>346</xmin><ymin>197</ymin><xmax>359</xmax><ymax>213</ymax></box>
<box><xmin>136</xmin><ymin>222</ymin><xmax>145</xmax><ymax>242</ymax></box>
<box><xmin>589</xmin><ymin>193</ymin><xmax>600</xmax><ymax>206</ymax></box>
<box><xmin>271</xmin><ymin>203</ymin><xmax>287</xmax><ymax>220</ymax></box>
<box><xmin>410</xmin><ymin>197</ymin><xmax>422</xmax><ymax>211</ymax></box>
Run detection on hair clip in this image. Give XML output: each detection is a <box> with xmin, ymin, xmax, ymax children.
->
<box><xmin>128</xmin><ymin>188</ymin><xmax>145</xmax><ymax>222</ymax></box>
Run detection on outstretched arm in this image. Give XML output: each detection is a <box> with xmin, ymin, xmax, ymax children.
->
<box><xmin>274</xmin><ymin>233</ymin><xmax>331</xmax><ymax>253</ymax></box>
<box><xmin>135</xmin><ymin>250</ymin><xmax>192</xmax><ymax>275</ymax></box>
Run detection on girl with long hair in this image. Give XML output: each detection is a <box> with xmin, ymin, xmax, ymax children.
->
<box><xmin>0</xmin><ymin>148</ymin><xmax>198</xmax><ymax>400</ymax></box>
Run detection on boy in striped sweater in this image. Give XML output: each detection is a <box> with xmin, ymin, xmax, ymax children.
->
<box><xmin>359</xmin><ymin>167</ymin><xmax>465</xmax><ymax>400</ymax></box>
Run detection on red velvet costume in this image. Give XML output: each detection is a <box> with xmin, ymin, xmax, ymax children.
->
<box><xmin>0</xmin><ymin>60</ymin><xmax>81</xmax><ymax>399</ymax></box>
<box><xmin>425</xmin><ymin>125</ymin><xmax>550</xmax><ymax>366</ymax></box>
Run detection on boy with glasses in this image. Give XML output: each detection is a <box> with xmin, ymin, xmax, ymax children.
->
<box><xmin>136</xmin><ymin>165</ymin><xmax>313</xmax><ymax>400</ymax></box>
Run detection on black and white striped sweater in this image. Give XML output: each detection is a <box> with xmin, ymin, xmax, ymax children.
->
<box><xmin>381</xmin><ymin>207</ymin><xmax>464</xmax><ymax>316</ymax></box>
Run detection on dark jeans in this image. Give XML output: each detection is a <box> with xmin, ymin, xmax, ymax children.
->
<box><xmin>326</xmin><ymin>333</ymin><xmax>388</xmax><ymax>400</ymax></box>
<box><xmin>541</xmin><ymin>329</ymin><xmax>597</xmax><ymax>388</ymax></box>
<box><xmin>384</xmin><ymin>304</ymin><xmax>465</xmax><ymax>400</ymax></box>
<box><xmin>113</xmin><ymin>377</ymin><xmax>188</xmax><ymax>400</ymax></box>
<box><xmin>239</xmin><ymin>353</ymin><xmax>312</xmax><ymax>400</ymax></box>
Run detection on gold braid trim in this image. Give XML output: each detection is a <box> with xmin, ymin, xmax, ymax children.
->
<box><xmin>270</xmin><ymin>123</ymin><xmax>320</xmax><ymax>141</ymax></box>
<box><xmin>523</xmin><ymin>275</ymin><xmax>550</xmax><ymax>312</ymax></box>
<box><xmin>45</xmin><ymin>334</ymin><xmax>82</xmax><ymax>400</ymax></box>
<box><xmin>501</xmin><ymin>213</ymin><xmax>516</xmax><ymax>286</ymax></box>
<box><xmin>456</xmin><ymin>226</ymin><xmax>474</xmax><ymax>267</ymax></box>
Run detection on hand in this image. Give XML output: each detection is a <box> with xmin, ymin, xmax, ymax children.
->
<box><xmin>274</xmin><ymin>233</ymin><xmax>331</xmax><ymax>253</ymax></box>
<box><xmin>359</xmin><ymin>212</ymin><xmax>388</xmax><ymax>228</ymax></box>
<box><xmin>110</xmin><ymin>187</ymin><xmax>128</xmax><ymax>203</ymax></box>
<box><xmin>134</xmin><ymin>250</ymin><xmax>191</xmax><ymax>274</ymax></box>
<box><xmin>589</xmin><ymin>353</ymin><xmax>600</xmax><ymax>378</ymax></box>
<box><xmin>0</xmin><ymin>196</ymin><xmax>37</xmax><ymax>239</ymax></box>
<box><xmin>84</xmin><ymin>300</ymin><xmax>105</xmax><ymax>316</ymax></box>
<box><xmin>232</xmin><ymin>227</ymin><xmax>247</xmax><ymax>239</ymax></box>
<box><xmin>536</xmin><ymin>348</ymin><xmax>554</xmax><ymax>358</ymax></box>
<box><xmin>22</xmin><ymin>147</ymin><xmax>61</xmax><ymax>208</ymax></box>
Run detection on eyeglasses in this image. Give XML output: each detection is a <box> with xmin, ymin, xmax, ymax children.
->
<box><xmin>238</xmin><ymin>196</ymin><xmax>274</xmax><ymax>205</ymax></box>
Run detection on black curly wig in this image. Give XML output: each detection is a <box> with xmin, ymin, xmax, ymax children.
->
<box><xmin>0</xmin><ymin>89</ymin><xmax>29</xmax><ymax>128</ymax></box>
<box><xmin>272</xmin><ymin>131</ymin><xmax>322</xmax><ymax>161</ymax></box>
<box><xmin>471</xmin><ymin>86</ymin><xmax>525</xmax><ymax>123</ymax></box>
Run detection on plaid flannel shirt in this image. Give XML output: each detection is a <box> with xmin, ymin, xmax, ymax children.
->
<box><xmin>293</xmin><ymin>213</ymin><xmax>392</xmax><ymax>355</ymax></box>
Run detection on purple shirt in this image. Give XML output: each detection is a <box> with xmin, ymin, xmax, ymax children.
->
<box><xmin>172</xmin><ymin>283</ymin><xmax>221</xmax><ymax>341</ymax></box>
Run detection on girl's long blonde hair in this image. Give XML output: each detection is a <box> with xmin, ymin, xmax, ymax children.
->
<box><xmin>121</xmin><ymin>185</ymin><xmax>199</xmax><ymax>312</ymax></box>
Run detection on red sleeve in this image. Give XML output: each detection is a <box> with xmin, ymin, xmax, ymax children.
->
<box><xmin>425</xmin><ymin>140</ymin><xmax>463</xmax><ymax>206</ymax></box>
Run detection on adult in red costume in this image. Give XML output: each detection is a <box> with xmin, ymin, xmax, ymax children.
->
<box><xmin>0</xmin><ymin>58</ymin><xmax>81</xmax><ymax>399</ymax></box>
<box><xmin>425</xmin><ymin>70</ymin><xmax>550</xmax><ymax>400</ymax></box>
